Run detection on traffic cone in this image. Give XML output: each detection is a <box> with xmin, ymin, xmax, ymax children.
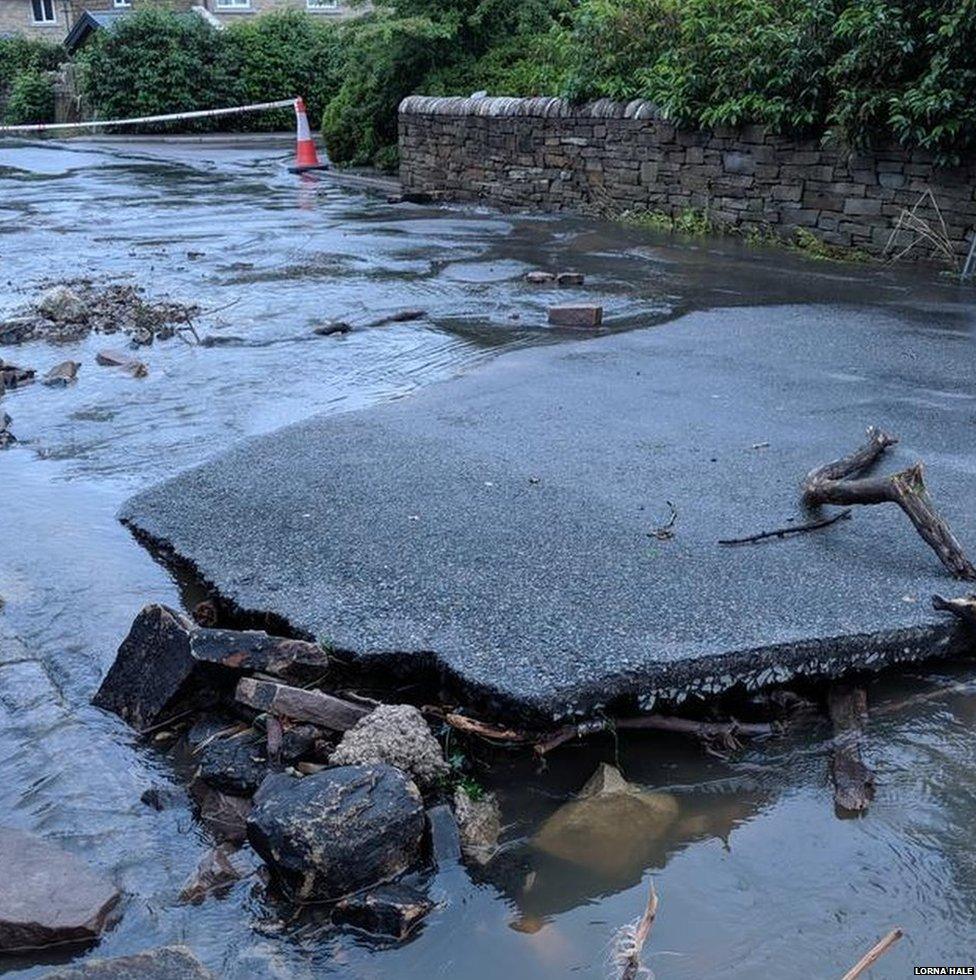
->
<box><xmin>289</xmin><ymin>97</ymin><xmax>330</xmax><ymax>173</ymax></box>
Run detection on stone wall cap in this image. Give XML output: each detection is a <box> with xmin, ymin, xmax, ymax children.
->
<box><xmin>398</xmin><ymin>95</ymin><xmax>662</xmax><ymax>121</ymax></box>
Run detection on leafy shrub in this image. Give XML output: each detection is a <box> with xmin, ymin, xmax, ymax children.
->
<box><xmin>3</xmin><ymin>69</ymin><xmax>55</xmax><ymax>125</ymax></box>
<box><xmin>0</xmin><ymin>36</ymin><xmax>63</xmax><ymax>92</ymax></box>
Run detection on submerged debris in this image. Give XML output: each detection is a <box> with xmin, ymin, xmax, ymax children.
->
<box><xmin>42</xmin><ymin>360</ymin><xmax>81</xmax><ymax>387</ymax></box>
<box><xmin>0</xmin><ymin>360</ymin><xmax>35</xmax><ymax>389</ymax></box>
<box><xmin>453</xmin><ymin>785</ymin><xmax>501</xmax><ymax>865</ymax></box>
<box><xmin>0</xmin><ymin>412</ymin><xmax>14</xmax><ymax>449</ymax></box>
<box><xmin>334</xmin><ymin>883</ymin><xmax>433</xmax><ymax>940</ymax></box>
<box><xmin>95</xmin><ymin>349</ymin><xmax>148</xmax><ymax>378</ymax></box>
<box><xmin>42</xmin><ymin>945</ymin><xmax>216</xmax><ymax>979</ymax></box>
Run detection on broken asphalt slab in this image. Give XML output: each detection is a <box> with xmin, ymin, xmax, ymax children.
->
<box><xmin>121</xmin><ymin>303</ymin><xmax>976</xmax><ymax>723</ymax></box>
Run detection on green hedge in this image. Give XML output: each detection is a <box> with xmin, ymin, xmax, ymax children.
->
<box><xmin>0</xmin><ymin>36</ymin><xmax>62</xmax><ymax>125</ymax></box>
<box><xmin>3</xmin><ymin>70</ymin><xmax>56</xmax><ymax>125</ymax></box>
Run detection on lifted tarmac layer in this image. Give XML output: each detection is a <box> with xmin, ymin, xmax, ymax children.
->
<box><xmin>122</xmin><ymin>304</ymin><xmax>976</xmax><ymax>723</ymax></box>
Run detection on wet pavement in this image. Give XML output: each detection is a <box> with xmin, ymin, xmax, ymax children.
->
<box><xmin>2</xmin><ymin>138</ymin><xmax>976</xmax><ymax>977</ymax></box>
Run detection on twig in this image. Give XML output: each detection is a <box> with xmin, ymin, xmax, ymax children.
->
<box><xmin>828</xmin><ymin>685</ymin><xmax>874</xmax><ymax>815</ymax></box>
<box><xmin>841</xmin><ymin>928</ymin><xmax>903</xmax><ymax>980</ymax></box>
<box><xmin>719</xmin><ymin>508</ymin><xmax>852</xmax><ymax>545</ymax></box>
<box><xmin>619</xmin><ymin>880</ymin><xmax>659</xmax><ymax>980</ymax></box>
<box><xmin>648</xmin><ymin>501</ymin><xmax>678</xmax><ymax>541</ymax></box>
<box><xmin>803</xmin><ymin>426</ymin><xmax>976</xmax><ymax>580</ymax></box>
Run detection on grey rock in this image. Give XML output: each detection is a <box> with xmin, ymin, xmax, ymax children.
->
<box><xmin>0</xmin><ymin>360</ymin><xmax>35</xmax><ymax>389</ymax></box>
<box><xmin>0</xmin><ymin>827</ymin><xmax>120</xmax><ymax>953</ymax></box>
<box><xmin>333</xmin><ymin>883</ymin><xmax>433</xmax><ymax>939</ymax></box>
<box><xmin>453</xmin><ymin>786</ymin><xmax>501</xmax><ymax>865</ymax></box>
<box><xmin>41</xmin><ymin>946</ymin><xmax>214</xmax><ymax>979</ymax></box>
<box><xmin>37</xmin><ymin>286</ymin><xmax>87</xmax><ymax>323</ymax></box>
<box><xmin>247</xmin><ymin>764</ymin><xmax>424</xmax><ymax>900</ymax></box>
<box><xmin>427</xmin><ymin>804</ymin><xmax>461</xmax><ymax>867</ymax></box>
<box><xmin>42</xmin><ymin>360</ymin><xmax>81</xmax><ymax>387</ymax></box>
<box><xmin>0</xmin><ymin>413</ymin><xmax>14</xmax><ymax>449</ymax></box>
<box><xmin>313</xmin><ymin>321</ymin><xmax>352</xmax><ymax>336</ymax></box>
<box><xmin>329</xmin><ymin>704</ymin><xmax>448</xmax><ymax>789</ymax></box>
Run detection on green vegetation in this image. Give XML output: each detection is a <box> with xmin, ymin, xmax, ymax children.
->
<box><xmin>0</xmin><ymin>36</ymin><xmax>62</xmax><ymax>125</ymax></box>
<box><xmin>618</xmin><ymin>207</ymin><xmax>714</xmax><ymax>236</ymax></box>
<box><xmin>9</xmin><ymin>0</ymin><xmax>971</xmax><ymax>166</ymax></box>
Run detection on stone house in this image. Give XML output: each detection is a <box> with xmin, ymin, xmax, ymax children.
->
<box><xmin>0</xmin><ymin>0</ymin><xmax>357</xmax><ymax>44</ymax></box>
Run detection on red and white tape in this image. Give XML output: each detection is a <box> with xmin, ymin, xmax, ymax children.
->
<box><xmin>0</xmin><ymin>98</ymin><xmax>297</xmax><ymax>134</ymax></box>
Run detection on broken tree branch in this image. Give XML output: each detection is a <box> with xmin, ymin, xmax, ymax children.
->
<box><xmin>841</xmin><ymin>928</ymin><xmax>903</xmax><ymax>980</ymax></box>
<box><xmin>618</xmin><ymin>880</ymin><xmax>659</xmax><ymax>980</ymax></box>
<box><xmin>932</xmin><ymin>592</ymin><xmax>976</xmax><ymax>629</ymax></box>
<box><xmin>802</xmin><ymin>427</ymin><xmax>976</xmax><ymax>580</ymax></box>
<box><xmin>719</xmin><ymin>508</ymin><xmax>852</xmax><ymax>546</ymax></box>
<box><xmin>828</xmin><ymin>684</ymin><xmax>875</xmax><ymax>815</ymax></box>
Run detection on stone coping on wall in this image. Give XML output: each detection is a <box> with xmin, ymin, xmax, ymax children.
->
<box><xmin>399</xmin><ymin>94</ymin><xmax>664</xmax><ymax>120</ymax></box>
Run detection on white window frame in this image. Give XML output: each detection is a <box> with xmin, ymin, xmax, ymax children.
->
<box><xmin>215</xmin><ymin>0</ymin><xmax>251</xmax><ymax>9</ymax></box>
<box><xmin>307</xmin><ymin>0</ymin><xmax>340</xmax><ymax>11</ymax></box>
<box><xmin>30</xmin><ymin>0</ymin><xmax>57</xmax><ymax>25</ymax></box>
<box><xmin>113</xmin><ymin>0</ymin><xmax>132</xmax><ymax>7</ymax></box>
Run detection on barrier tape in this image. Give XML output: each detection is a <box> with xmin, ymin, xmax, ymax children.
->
<box><xmin>0</xmin><ymin>98</ymin><xmax>297</xmax><ymax>134</ymax></box>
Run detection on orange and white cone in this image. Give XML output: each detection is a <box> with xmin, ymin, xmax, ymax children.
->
<box><xmin>289</xmin><ymin>97</ymin><xmax>330</xmax><ymax>173</ymax></box>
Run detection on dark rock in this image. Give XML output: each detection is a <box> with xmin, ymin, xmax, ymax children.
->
<box><xmin>556</xmin><ymin>271</ymin><xmax>585</xmax><ymax>286</ymax></box>
<box><xmin>524</xmin><ymin>270</ymin><xmax>555</xmax><ymax>284</ymax></box>
<box><xmin>371</xmin><ymin>309</ymin><xmax>426</xmax><ymax>326</ymax></box>
<box><xmin>278</xmin><ymin>724</ymin><xmax>321</xmax><ymax>764</ymax></box>
<box><xmin>197</xmin><ymin>735</ymin><xmax>268</xmax><ymax>795</ymax></box>
<box><xmin>140</xmin><ymin>784</ymin><xmax>187</xmax><ymax>811</ymax></box>
<box><xmin>0</xmin><ymin>360</ymin><xmax>35</xmax><ymax>389</ymax></box>
<box><xmin>189</xmin><ymin>629</ymin><xmax>330</xmax><ymax>684</ymax></box>
<box><xmin>401</xmin><ymin>191</ymin><xmax>433</xmax><ymax>204</ymax></box>
<box><xmin>41</xmin><ymin>945</ymin><xmax>214</xmax><ymax>979</ymax></box>
<box><xmin>247</xmin><ymin>765</ymin><xmax>425</xmax><ymax>900</ymax></box>
<box><xmin>0</xmin><ymin>317</ymin><xmax>37</xmax><ymax>345</ymax></box>
<box><xmin>190</xmin><ymin>779</ymin><xmax>252</xmax><ymax>844</ymax></box>
<box><xmin>95</xmin><ymin>349</ymin><xmax>148</xmax><ymax>378</ymax></box>
<box><xmin>0</xmin><ymin>413</ymin><xmax>15</xmax><ymax>449</ymax></box>
<box><xmin>178</xmin><ymin>843</ymin><xmax>253</xmax><ymax>905</ymax></box>
<box><xmin>191</xmin><ymin>600</ymin><xmax>219</xmax><ymax>627</ymax></box>
<box><xmin>185</xmin><ymin>714</ymin><xmax>238</xmax><ymax>751</ymax></box>
<box><xmin>313</xmin><ymin>321</ymin><xmax>352</xmax><ymax>336</ymax></box>
<box><xmin>42</xmin><ymin>360</ymin><xmax>81</xmax><ymax>387</ymax></box>
<box><xmin>0</xmin><ymin>827</ymin><xmax>120</xmax><ymax>953</ymax></box>
<box><xmin>92</xmin><ymin>604</ymin><xmax>212</xmax><ymax>733</ymax></box>
<box><xmin>427</xmin><ymin>804</ymin><xmax>461</xmax><ymax>867</ymax></box>
<box><xmin>198</xmin><ymin>335</ymin><xmax>247</xmax><ymax>348</ymax></box>
<box><xmin>334</xmin><ymin>883</ymin><xmax>433</xmax><ymax>940</ymax></box>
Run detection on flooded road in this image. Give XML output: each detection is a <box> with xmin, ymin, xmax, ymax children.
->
<box><xmin>2</xmin><ymin>137</ymin><xmax>976</xmax><ymax>978</ymax></box>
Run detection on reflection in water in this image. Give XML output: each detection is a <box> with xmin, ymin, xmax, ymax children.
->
<box><xmin>1</xmin><ymin>139</ymin><xmax>976</xmax><ymax>978</ymax></box>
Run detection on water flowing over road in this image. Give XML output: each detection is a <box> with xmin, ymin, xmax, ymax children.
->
<box><xmin>2</xmin><ymin>137</ymin><xmax>976</xmax><ymax>978</ymax></box>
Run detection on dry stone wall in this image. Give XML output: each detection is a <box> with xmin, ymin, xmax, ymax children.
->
<box><xmin>398</xmin><ymin>95</ymin><xmax>976</xmax><ymax>264</ymax></box>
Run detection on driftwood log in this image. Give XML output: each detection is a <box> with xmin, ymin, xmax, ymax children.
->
<box><xmin>618</xmin><ymin>881</ymin><xmax>659</xmax><ymax>980</ymax></box>
<box><xmin>841</xmin><ymin>928</ymin><xmax>903</xmax><ymax>980</ymax></box>
<box><xmin>827</xmin><ymin>685</ymin><xmax>875</xmax><ymax>815</ymax></box>
<box><xmin>802</xmin><ymin>426</ymin><xmax>976</xmax><ymax>580</ymax></box>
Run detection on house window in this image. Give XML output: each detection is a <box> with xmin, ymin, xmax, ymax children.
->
<box><xmin>215</xmin><ymin>0</ymin><xmax>250</xmax><ymax>8</ymax></box>
<box><xmin>113</xmin><ymin>0</ymin><xmax>131</xmax><ymax>7</ymax></box>
<box><xmin>307</xmin><ymin>0</ymin><xmax>339</xmax><ymax>10</ymax></box>
<box><xmin>30</xmin><ymin>0</ymin><xmax>56</xmax><ymax>23</ymax></box>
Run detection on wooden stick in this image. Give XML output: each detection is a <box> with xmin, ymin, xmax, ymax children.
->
<box><xmin>932</xmin><ymin>592</ymin><xmax>976</xmax><ymax>629</ymax></box>
<box><xmin>719</xmin><ymin>508</ymin><xmax>852</xmax><ymax>546</ymax></box>
<box><xmin>803</xmin><ymin>427</ymin><xmax>976</xmax><ymax>580</ymax></box>
<box><xmin>841</xmin><ymin>928</ymin><xmax>903</xmax><ymax>980</ymax></box>
<box><xmin>828</xmin><ymin>685</ymin><xmax>875</xmax><ymax>814</ymax></box>
<box><xmin>621</xmin><ymin>880</ymin><xmax>659</xmax><ymax>980</ymax></box>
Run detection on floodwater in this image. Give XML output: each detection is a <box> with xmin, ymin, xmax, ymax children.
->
<box><xmin>2</xmin><ymin>138</ymin><xmax>976</xmax><ymax>978</ymax></box>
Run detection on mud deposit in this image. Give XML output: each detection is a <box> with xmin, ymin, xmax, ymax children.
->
<box><xmin>2</xmin><ymin>138</ymin><xmax>976</xmax><ymax>977</ymax></box>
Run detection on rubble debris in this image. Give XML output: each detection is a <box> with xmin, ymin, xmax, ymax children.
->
<box><xmin>370</xmin><ymin>309</ymin><xmax>427</xmax><ymax>327</ymax></box>
<box><xmin>0</xmin><ymin>360</ymin><xmax>35</xmax><ymax>389</ymax></box>
<box><xmin>178</xmin><ymin>843</ymin><xmax>252</xmax><ymax>905</ymax></box>
<box><xmin>532</xmin><ymin>764</ymin><xmax>679</xmax><ymax>875</ymax></box>
<box><xmin>41</xmin><ymin>945</ymin><xmax>216</xmax><ymax>979</ymax></box>
<box><xmin>802</xmin><ymin>425</ymin><xmax>976</xmax><ymax>580</ymax></box>
<box><xmin>189</xmin><ymin>629</ymin><xmax>330</xmax><ymax>684</ymax></box>
<box><xmin>140</xmin><ymin>784</ymin><xmax>188</xmax><ymax>811</ymax></box>
<box><xmin>525</xmin><ymin>271</ymin><xmax>556</xmax><ymax>284</ymax></box>
<box><xmin>41</xmin><ymin>360</ymin><xmax>81</xmax><ymax>387</ymax></box>
<box><xmin>0</xmin><ymin>827</ymin><xmax>120</xmax><ymax>952</ymax></box>
<box><xmin>556</xmin><ymin>271</ymin><xmax>585</xmax><ymax>286</ymax></box>
<box><xmin>190</xmin><ymin>779</ymin><xmax>252</xmax><ymax>844</ymax></box>
<box><xmin>313</xmin><ymin>321</ymin><xmax>352</xmax><ymax>336</ymax></box>
<box><xmin>247</xmin><ymin>765</ymin><xmax>425</xmax><ymax>900</ymax></box>
<box><xmin>0</xmin><ymin>413</ymin><xmax>15</xmax><ymax>449</ymax></box>
<box><xmin>828</xmin><ymin>684</ymin><xmax>875</xmax><ymax>815</ymax></box>
<box><xmin>197</xmin><ymin>734</ymin><xmax>269</xmax><ymax>796</ymax></box>
<box><xmin>95</xmin><ymin>349</ymin><xmax>148</xmax><ymax>378</ymax></box>
<box><xmin>235</xmin><ymin>677</ymin><xmax>369</xmax><ymax>731</ymax></box>
<box><xmin>547</xmin><ymin>304</ymin><xmax>603</xmax><ymax>328</ymax></box>
<box><xmin>37</xmin><ymin>285</ymin><xmax>88</xmax><ymax>323</ymax></box>
<box><xmin>427</xmin><ymin>804</ymin><xmax>462</xmax><ymax>868</ymax></box>
<box><xmin>329</xmin><ymin>703</ymin><xmax>449</xmax><ymax>790</ymax></box>
<box><xmin>453</xmin><ymin>785</ymin><xmax>501</xmax><ymax>865</ymax></box>
<box><xmin>333</xmin><ymin>883</ymin><xmax>433</xmax><ymax>940</ymax></box>
<box><xmin>0</xmin><ymin>318</ymin><xmax>35</xmax><ymax>345</ymax></box>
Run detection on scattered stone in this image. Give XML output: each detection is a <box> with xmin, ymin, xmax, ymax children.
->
<box><xmin>236</xmin><ymin>678</ymin><xmax>369</xmax><ymax>731</ymax></box>
<box><xmin>95</xmin><ymin>349</ymin><xmax>148</xmax><ymax>378</ymax></box>
<box><xmin>0</xmin><ymin>827</ymin><xmax>120</xmax><ymax>953</ymax></box>
<box><xmin>42</xmin><ymin>360</ymin><xmax>81</xmax><ymax>387</ymax></box>
<box><xmin>329</xmin><ymin>704</ymin><xmax>449</xmax><ymax>790</ymax></box>
<box><xmin>547</xmin><ymin>304</ymin><xmax>603</xmax><ymax>328</ymax></box>
<box><xmin>191</xmin><ymin>600</ymin><xmax>219</xmax><ymax>627</ymax></box>
<box><xmin>129</xmin><ymin>327</ymin><xmax>153</xmax><ymax>346</ymax></box>
<box><xmin>0</xmin><ymin>360</ymin><xmax>35</xmax><ymax>389</ymax></box>
<box><xmin>197</xmin><ymin>735</ymin><xmax>269</xmax><ymax>796</ymax></box>
<box><xmin>247</xmin><ymin>765</ymin><xmax>425</xmax><ymax>900</ymax></box>
<box><xmin>92</xmin><ymin>604</ymin><xmax>211</xmax><ymax>732</ymax></box>
<box><xmin>0</xmin><ymin>317</ymin><xmax>36</xmax><ymax>345</ymax></box>
<box><xmin>189</xmin><ymin>629</ymin><xmax>330</xmax><ymax>684</ymax></box>
<box><xmin>0</xmin><ymin>413</ymin><xmax>15</xmax><ymax>449</ymax></box>
<box><xmin>178</xmin><ymin>843</ymin><xmax>250</xmax><ymax>905</ymax></box>
<box><xmin>525</xmin><ymin>271</ymin><xmax>556</xmax><ymax>284</ymax></box>
<box><xmin>37</xmin><ymin>285</ymin><xmax>88</xmax><ymax>323</ymax></box>
<box><xmin>190</xmin><ymin>779</ymin><xmax>252</xmax><ymax>844</ymax></box>
<box><xmin>186</xmin><ymin>714</ymin><xmax>240</xmax><ymax>751</ymax></box>
<box><xmin>140</xmin><ymin>784</ymin><xmax>188</xmax><ymax>811</ymax></box>
<box><xmin>556</xmin><ymin>271</ymin><xmax>585</xmax><ymax>286</ymax></box>
<box><xmin>41</xmin><ymin>945</ymin><xmax>215</xmax><ymax>979</ymax></box>
<box><xmin>371</xmin><ymin>309</ymin><xmax>427</xmax><ymax>326</ymax></box>
<box><xmin>427</xmin><ymin>804</ymin><xmax>462</xmax><ymax>867</ymax></box>
<box><xmin>453</xmin><ymin>786</ymin><xmax>501</xmax><ymax>865</ymax></box>
<box><xmin>532</xmin><ymin>764</ymin><xmax>679</xmax><ymax>875</ymax></box>
<box><xmin>198</xmin><ymin>335</ymin><xmax>246</xmax><ymax>348</ymax></box>
<box><xmin>276</xmin><ymin>723</ymin><xmax>321</xmax><ymax>764</ymax></box>
<box><xmin>333</xmin><ymin>883</ymin><xmax>433</xmax><ymax>940</ymax></box>
<box><xmin>313</xmin><ymin>321</ymin><xmax>352</xmax><ymax>336</ymax></box>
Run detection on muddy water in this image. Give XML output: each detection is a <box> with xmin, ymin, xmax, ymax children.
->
<box><xmin>2</xmin><ymin>138</ymin><xmax>976</xmax><ymax>978</ymax></box>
